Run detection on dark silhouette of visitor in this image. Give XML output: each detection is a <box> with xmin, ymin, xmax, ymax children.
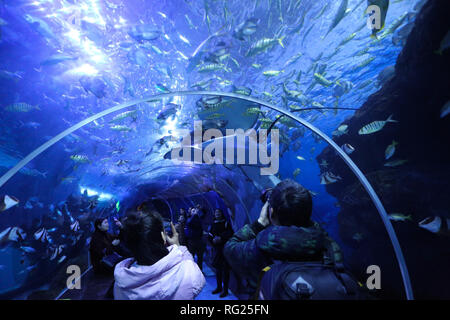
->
<box><xmin>89</xmin><ymin>218</ymin><xmax>124</xmax><ymax>275</ymax></box>
<box><xmin>185</xmin><ymin>206</ymin><xmax>206</xmax><ymax>271</ymax></box>
<box><xmin>175</xmin><ymin>209</ymin><xmax>187</xmax><ymax>246</ymax></box>
<box><xmin>207</xmin><ymin>208</ymin><xmax>234</xmax><ymax>298</ymax></box>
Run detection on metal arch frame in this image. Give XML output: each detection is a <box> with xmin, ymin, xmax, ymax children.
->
<box><xmin>0</xmin><ymin>90</ymin><xmax>413</xmax><ymax>300</ymax></box>
<box><xmin>159</xmin><ymin>197</ymin><xmax>173</xmax><ymax>221</ymax></box>
<box><xmin>216</xmin><ymin>177</ymin><xmax>252</xmax><ymax>224</ymax></box>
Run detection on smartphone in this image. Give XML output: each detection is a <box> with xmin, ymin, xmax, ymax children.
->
<box><xmin>163</xmin><ymin>220</ymin><xmax>173</xmax><ymax>237</ymax></box>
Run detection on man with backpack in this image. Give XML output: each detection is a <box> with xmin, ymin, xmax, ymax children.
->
<box><xmin>224</xmin><ymin>179</ymin><xmax>365</xmax><ymax>300</ymax></box>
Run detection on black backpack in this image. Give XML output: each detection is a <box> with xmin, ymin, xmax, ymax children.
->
<box><xmin>255</xmin><ymin>260</ymin><xmax>369</xmax><ymax>300</ymax></box>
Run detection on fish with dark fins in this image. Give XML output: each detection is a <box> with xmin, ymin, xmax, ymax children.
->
<box><xmin>320</xmin><ymin>171</ymin><xmax>342</xmax><ymax>185</ymax></box>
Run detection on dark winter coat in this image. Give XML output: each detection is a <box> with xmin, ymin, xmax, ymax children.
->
<box><xmin>207</xmin><ymin>219</ymin><xmax>234</xmax><ymax>268</ymax></box>
<box><xmin>89</xmin><ymin>230</ymin><xmax>121</xmax><ymax>275</ymax></box>
<box><xmin>185</xmin><ymin>214</ymin><xmax>203</xmax><ymax>240</ymax></box>
<box><xmin>223</xmin><ymin>220</ymin><xmax>343</xmax><ymax>293</ymax></box>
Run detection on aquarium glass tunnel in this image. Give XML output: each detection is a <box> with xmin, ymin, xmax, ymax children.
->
<box><xmin>0</xmin><ymin>0</ymin><xmax>449</xmax><ymax>300</ymax></box>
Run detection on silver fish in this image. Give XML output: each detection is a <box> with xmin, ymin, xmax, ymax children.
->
<box><xmin>358</xmin><ymin>114</ymin><xmax>398</xmax><ymax>135</ymax></box>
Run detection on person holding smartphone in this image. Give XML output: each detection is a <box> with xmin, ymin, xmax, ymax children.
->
<box><xmin>89</xmin><ymin>218</ymin><xmax>124</xmax><ymax>275</ymax></box>
<box><xmin>114</xmin><ymin>210</ymin><xmax>205</xmax><ymax>300</ymax></box>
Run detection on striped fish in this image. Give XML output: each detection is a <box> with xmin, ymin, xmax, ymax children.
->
<box><xmin>110</xmin><ymin>110</ymin><xmax>137</xmax><ymax>123</ymax></box>
<box><xmin>70</xmin><ymin>221</ymin><xmax>80</xmax><ymax>232</ymax></box>
<box><xmin>5</xmin><ymin>103</ymin><xmax>40</xmax><ymax>112</ymax></box>
<box><xmin>70</xmin><ymin>155</ymin><xmax>90</xmax><ymax>163</ymax></box>
<box><xmin>110</xmin><ymin>125</ymin><xmax>132</xmax><ymax>132</ymax></box>
<box><xmin>0</xmin><ymin>227</ymin><xmax>27</xmax><ymax>244</ymax></box>
<box><xmin>34</xmin><ymin>227</ymin><xmax>49</xmax><ymax>243</ymax></box>
<box><xmin>358</xmin><ymin>114</ymin><xmax>398</xmax><ymax>135</ymax></box>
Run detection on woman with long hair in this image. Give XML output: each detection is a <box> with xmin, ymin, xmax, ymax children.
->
<box><xmin>114</xmin><ymin>210</ymin><xmax>205</xmax><ymax>300</ymax></box>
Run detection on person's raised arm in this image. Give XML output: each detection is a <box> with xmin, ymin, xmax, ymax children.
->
<box><xmin>223</xmin><ymin>203</ymin><xmax>270</xmax><ymax>276</ymax></box>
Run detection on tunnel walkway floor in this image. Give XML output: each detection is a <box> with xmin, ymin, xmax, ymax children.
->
<box><xmin>58</xmin><ymin>260</ymin><xmax>237</xmax><ymax>300</ymax></box>
<box><xmin>195</xmin><ymin>263</ymin><xmax>237</xmax><ymax>301</ymax></box>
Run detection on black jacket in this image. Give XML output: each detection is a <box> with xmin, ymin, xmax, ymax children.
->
<box><xmin>224</xmin><ymin>221</ymin><xmax>342</xmax><ymax>293</ymax></box>
<box><xmin>185</xmin><ymin>214</ymin><xmax>203</xmax><ymax>240</ymax></box>
<box><xmin>89</xmin><ymin>230</ymin><xmax>121</xmax><ymax>274</ymax></box>
<box><xmin>207</xmin><ymin>219</ymin><xmax>234</xmax><ymax>267</ymax></box>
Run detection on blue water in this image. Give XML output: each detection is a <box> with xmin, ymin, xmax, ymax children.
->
<box><xmin>0</xmin><ymin>0</ymin><xmax>426</xmax><ymax>298</ymax></box>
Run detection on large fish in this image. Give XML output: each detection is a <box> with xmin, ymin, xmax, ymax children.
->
<box><xmin>358</xmin><ymin>114</ymin><xmax>397</xmax><ymax>135</ymax></box>
<box><xmin>19</xmin><ymin>167</ymin><xmax>47</xmax><ymax>178</ymax></box>
<box><xmin>23</xmin><ymin>14</ymin><xmax>57</xmax><ymax>41</ymax></box>
<box><xmin>325</xmin><ymin>0</ymin><xmax>350</xmax><ymax>37</ymax></box>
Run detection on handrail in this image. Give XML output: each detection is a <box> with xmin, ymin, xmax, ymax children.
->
<box><xmin>0</xmin><ymin>90</ymin><xmax>413</xmax><ymax>300</ymax></box>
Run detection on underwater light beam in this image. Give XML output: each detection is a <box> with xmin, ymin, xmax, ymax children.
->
<box><xmin>0</xmin><ymin>91</ymin><xmax>413</xmax><ymax>300</ymax></box>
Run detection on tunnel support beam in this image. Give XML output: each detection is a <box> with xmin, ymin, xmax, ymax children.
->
<box><xmin>0</xmin><ymin>91</ymin><xmax>413</xmax><ymax>300</ymax></box>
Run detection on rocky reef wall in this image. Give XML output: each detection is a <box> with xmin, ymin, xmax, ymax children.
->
<box><xmin>317</xmin><ymin>0</ymin><xmax>450</xmax><ymax>299</ymax></box>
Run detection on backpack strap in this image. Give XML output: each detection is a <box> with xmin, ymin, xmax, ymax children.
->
<box><xmin>252</xmin><ymin>266</ymin><xmax>272</xmax><ymax>300</ymax></box>
<box><xmin>323</xmin><ymin>237</ymin><xmax>356</xmax><ymax>295</ymax></box>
